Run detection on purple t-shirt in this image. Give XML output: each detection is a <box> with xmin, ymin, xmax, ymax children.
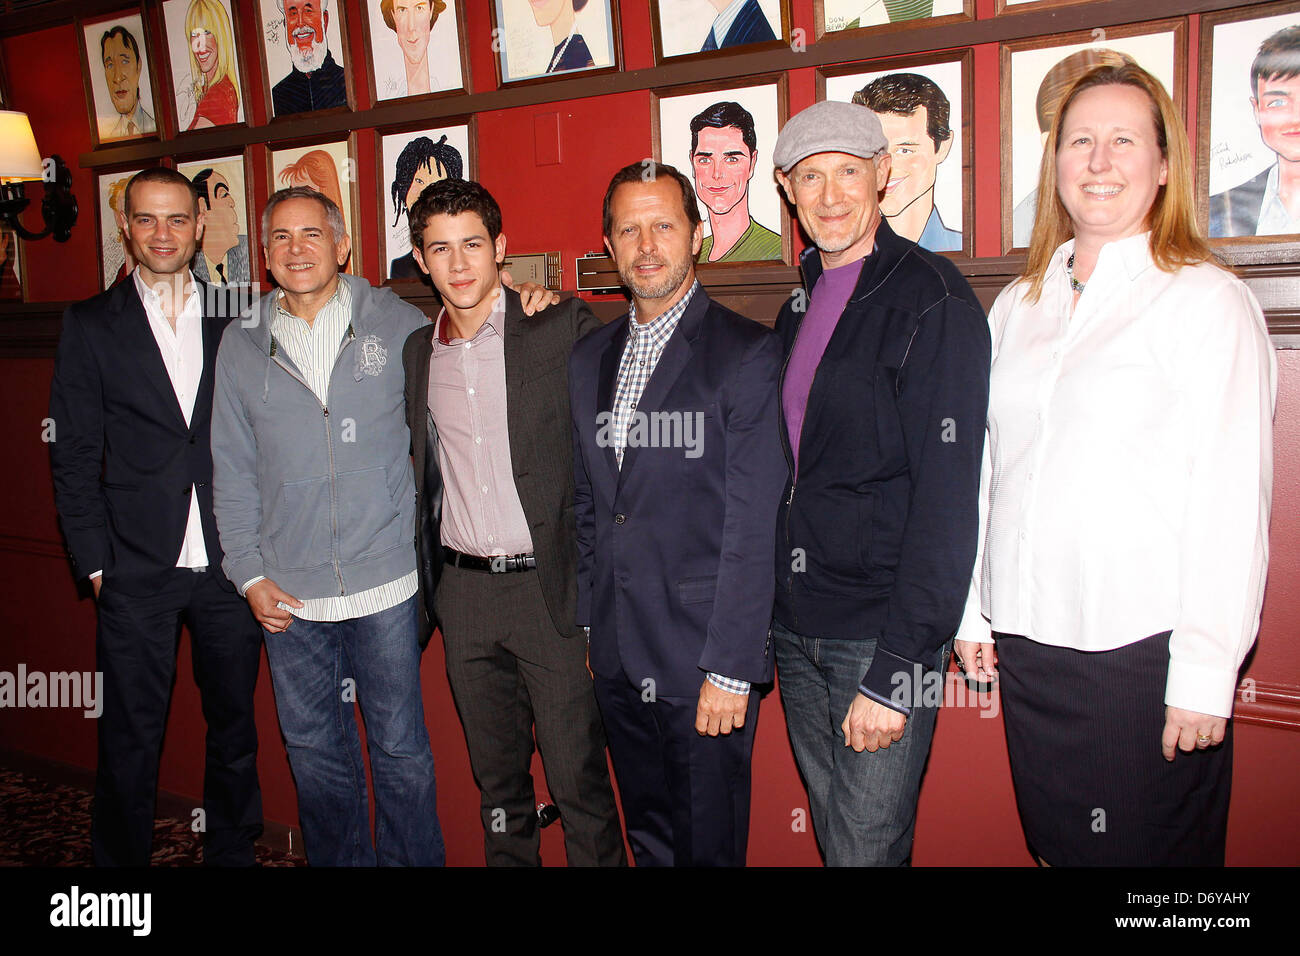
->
<box><xmin>782</xmin><ymin>257</ymin><xmax>866</xmax><ymax>473</ymax></box>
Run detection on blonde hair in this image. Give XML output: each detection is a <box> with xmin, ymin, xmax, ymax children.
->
<box><xmin>1022</xmin><ymin>62</ymin><xmax>1212</xmax><ymax>303</ymax></box>
<box><xmin>185</xmin><ymin>0</ymin><xmax>239</xmax><ymax>104</ymax></box>
<box><xmin>107</xmin><ymin>176</ymin><xmax>131</xmax><ymax>241</ymax></box>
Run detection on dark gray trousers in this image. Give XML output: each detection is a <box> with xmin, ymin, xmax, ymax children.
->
<box><xmin>435</xmin><ymin>563</ymin><xmax>626</xmax><ymax>866</ymax></box>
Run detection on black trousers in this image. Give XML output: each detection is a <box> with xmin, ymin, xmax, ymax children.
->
<box><xmin>436</xmin><ymin>563</ymin><xmax>626</xmax><ymax>866</ymax></box>
<box><xmin>594</xmin><ymin>672</ymin><xmax>760</xmax><ymax>867</ymax></box>
<box><xmin>92</xmin><ymin>567</ymin><xmax>263</xmax><ymax>866</ymax></box>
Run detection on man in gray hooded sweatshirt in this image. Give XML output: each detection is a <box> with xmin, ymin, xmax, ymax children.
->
<box><xmin>211</xmin><ymin>186</ymin><xmax>443</xmax><ymax>866</ymax></box>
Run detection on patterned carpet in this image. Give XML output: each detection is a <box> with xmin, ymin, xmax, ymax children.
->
<box><xmin>0</xmin><ymin>767</ymin><xmax>304</xmax><ymax>867</ymax></box>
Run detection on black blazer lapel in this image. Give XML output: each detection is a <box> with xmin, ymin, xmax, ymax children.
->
<box><xmin>407</xmin><ymin>323</ymin><xmax>437</xmax><ymax>494</ymax></box>
<box><xmin>502</xmin><ymin>288</ymin><xmax>526</xmax><ymax>394</ymax></box>
<box><xmin>596</xmin><ymin>319</ymin><xmax>629</xmax><ymax>485</ymax></box>
<box><xmin>192</xmin><ymin>279</ymin><xmax>226</xmax><ymax>430</ymax></box>
<box><xmin>403</xmin><ymin>320</ymin><xmax>442</xmax><ymax>643</ymax></box>
<box><xmin>111</xmin><ymin>278</ymin><xmax>189</xmax><ymax>432</ymax></box>
<box><xmin>502</xmin><ymin>289</ymin><xmax>531</xmax><ymax>479</ymax></box>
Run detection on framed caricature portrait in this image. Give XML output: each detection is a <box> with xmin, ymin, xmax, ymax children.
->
<box><xmin>269</xmin><ymin>137</ymin><xmax>361</xmax><ymax>274</ymax></box>
<box><xmin>815</xmin><ymin>0</ymin><xmax>970</xmax><ymax>40</ymax></box>
<box><xmin>0</xmin><ymin>228</ymin><xmax>24</xmax><ymax>302</ymax></box>
<box><xmin>491</xmin><ymin>0</ymin><xmax>619</xmax><ymax>85</ymax></box>
<box><xmin>176</xmin><ymin>153</ymin><xmax>255</xmax><ymax>285</ymax></box>
<box><xmin>376</xmin><ymin>121</ymin><xmax>474</xmax><ymax>283</ymax></box>
<box><xmin>160</xmin><ymin>0</ymin><xmax>248</xmax><ymax>133</ymax></box>
<box><xmin>650</xmin><ymin>0</ymin><xmax>788</xmax><ymax>64</ymax></box>
<box><xmin>79</xmin><ymin>10</ymin><xmax>161</xmax><ymax>147</ymax></box>
<box><xmin>256</xmin><ymin>0</ymin><xmax>353</xmax><ymax>119</ymax></box>
<box><xmin>1001</xmin><ymin>21</ymin><xmax>1185</xmax><ymax>253</ymax></box>
<box><xmin>361</xmin><ymin>0</ymin><xmax>469</xmax><ymax>103</ymax></box>
<box><xmin>652</xmin><ymin>76</ymin><xmax>789</xmax><ymax>265</ymax></box>
<box><xmin>1199</xmin><ymin>1</ymin><xmax>1300</xmax><ymax>245</ymax></box>
<box><xmin>95</xmin><ymin>167</ymin><xmax>151</xmax><ymax>290</ymax></box>
<box><xmin>821</xmin><ymin>50</ymin><xmax>972</xmax><ymax>257</ymax></box>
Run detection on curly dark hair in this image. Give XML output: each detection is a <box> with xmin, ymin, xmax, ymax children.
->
<box><xmin>390</xmin><ymin>134</ymin><xmax>463</xmax><ymax>227</ymax></box>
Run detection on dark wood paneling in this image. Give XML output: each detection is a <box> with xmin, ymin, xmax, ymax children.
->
<box><xmin>1236</xmin><ymin>680</ymin><xmax>1300</xmax><ymax>732</ymax></box>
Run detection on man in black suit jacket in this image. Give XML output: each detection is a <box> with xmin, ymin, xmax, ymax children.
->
<box><xmin>569</xmin><ymin>163</ymin><xmax>786</xmax><ymax>866</ymax></box>
<box><xmin>49</xmin><ymin>168</ymin><xmax>263</xmax><ymax>866</ymax></box>
<box><xmin>402</xmin><ymin>178</ymin><xmax>624</xmax><ymax>866</ymax></box>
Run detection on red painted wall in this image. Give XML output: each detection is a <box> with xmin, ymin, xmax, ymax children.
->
<box><xmin>1</xmin><ymin>1</ymin><xmax>1296</xmax><ymax>866</ymax></box>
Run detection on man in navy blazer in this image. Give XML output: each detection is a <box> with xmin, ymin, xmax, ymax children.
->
<box><xmin>49</xmin><ymin>168</ymin><xmax>263</xmax><ymax>866</ymax></box>
<box><xmin>699</xmin><ymin>0</ymin><xmax>777</xmax><ymax>52</ymax></box>
<box><xmin>569</xmin><ymin>162</ymin><xmax>786</xmax><ymax>866</ymax></box>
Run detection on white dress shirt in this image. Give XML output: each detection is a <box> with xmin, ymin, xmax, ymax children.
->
<box><xmin>1255</xmin><ymin>163</ymin><xmax>1300</xmax><ymax>236</ymax></box>
<box><xmin>136</xmin><ymin>267</ymin><xmax>208</xmax><ymax>570</ymax></box>
<box><xmin>956</xmin><ymin>233</ymin><xmax>1277</xmax><ymax>718</ymax></box>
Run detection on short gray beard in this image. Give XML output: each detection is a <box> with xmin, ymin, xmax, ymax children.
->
<box><xmin>289</xmin><ymin>32</ymin><xmax>328</xmax><ymax>72</ymax></box>
<box><xmin>618</xmin><ymin>256</ymin><xmax>691</xmax><ymax>303</ymax></box>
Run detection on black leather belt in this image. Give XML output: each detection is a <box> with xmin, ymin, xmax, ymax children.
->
<box><xmin>443</xmin><ymin>547</ymin><xmax>536</xmax><ymax>573</ymax></box>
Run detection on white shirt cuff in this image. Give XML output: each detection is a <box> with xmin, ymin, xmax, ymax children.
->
<box><xmin>1164</xmin><ymin>656</ymin><xmax>1238</xmax><ymax>720</ymax></box>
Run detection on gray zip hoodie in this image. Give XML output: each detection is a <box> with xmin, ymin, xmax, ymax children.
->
<box><xmin>212</xmin><ymin>273</ymin><xmax>427</xmax><ymax>600</ymax></box>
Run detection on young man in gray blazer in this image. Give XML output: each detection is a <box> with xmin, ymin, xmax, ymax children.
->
<box><xmin>402</xmin><ymin>178</ymin><xmax>625</xmax><ymax>866</ymax></box>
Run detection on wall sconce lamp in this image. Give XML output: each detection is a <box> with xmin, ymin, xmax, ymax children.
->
<box><xmin>0</xmin><ymin>110</ymin><xmax>77</xmax><ymax>242</ymax></box>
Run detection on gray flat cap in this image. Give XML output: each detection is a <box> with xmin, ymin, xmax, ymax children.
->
<box><xmin>772</xmin><ymin>101</ymin><xmax>888</xmax><ymax>173</ymax></box>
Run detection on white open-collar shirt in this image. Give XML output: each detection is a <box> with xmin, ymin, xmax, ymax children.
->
<box><xmin>136</xmin><ymin>267</ymin><xmax>208</xmax><ymax>570</ymax></box>
<box><xmin>956</xmin><ymin>232</ymin><xmax>1277</xmax><ymax>718</ymax></box>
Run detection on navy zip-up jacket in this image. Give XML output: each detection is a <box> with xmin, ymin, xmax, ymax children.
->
<box><xmin>773</xmin><ymin>219</ymin><xmax>991</xmax><ymax>713</ymax></box>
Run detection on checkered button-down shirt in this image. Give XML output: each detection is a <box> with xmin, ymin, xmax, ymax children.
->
<box><xmin>612</xmin><ymin>282</ymin><xmax>698</xmax><ymax>467</ymax></box>
<box><xmin>611</xmin><ymin>280</ymin><xmax>749</xmax><ymax>697</ymax></box>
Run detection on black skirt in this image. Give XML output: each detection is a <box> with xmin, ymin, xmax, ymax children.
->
<box><xmin>995</xmin><ymin>630</ymin><xmax>1233</xmax><ymax>866</ymax></box>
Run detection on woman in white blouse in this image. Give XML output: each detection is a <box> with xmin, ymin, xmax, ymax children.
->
<box><xmin>954</xmin><ymin>63</ymin><xmax>1276</xmax><ymax>865</ymax></box>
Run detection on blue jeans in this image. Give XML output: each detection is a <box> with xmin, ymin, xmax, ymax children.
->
<box><xmin>772</xmin><ymin>619</ymin><xmax>946</xmax><ymax>866</ymax></box>
<box><xmin>263</xmin><ymin>594</ymin><xmax>444</xmax><ymax>866</ymax></box>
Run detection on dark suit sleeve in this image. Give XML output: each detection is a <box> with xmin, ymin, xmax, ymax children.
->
<box><xmin>860</xmin><ymin>293</ymin><xmax>992</xmax><ymax>713</ymax></box>
<box><xmin>569</xmin><ymin>348</ymin><xmax>595</xmax><ymax>628</ymax></box>
<box><xmin>49</xmin><ymin>307</ymin><xmax>108</xmax><ymax>580</ymax></box>
<box><xmin>698</xmin><ymin>330</ymin><xmax>786</xmax><ymax>683</ymax></box>
<box><xmin>571</xmin><ymin>298</ymin><xmax>602</xmax><ymax>342</ymax></box>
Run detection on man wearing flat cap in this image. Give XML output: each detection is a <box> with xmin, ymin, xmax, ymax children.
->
<box><xmin>769</xmin><ymin>100</ymin><xmax>991</xmax><ymax>866</ymax></box>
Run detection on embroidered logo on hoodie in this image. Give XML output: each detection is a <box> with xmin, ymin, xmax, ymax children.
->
<box><xmin>358</xmin><ymin>335</ymin><xmax>387</xmax><ymax>377</ymax></box>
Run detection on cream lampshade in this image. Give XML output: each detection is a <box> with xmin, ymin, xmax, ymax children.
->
<box><xmin>0</xmin><ymin>111</ymin><xmax>44</xmax><ymax>183</ymax></box>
